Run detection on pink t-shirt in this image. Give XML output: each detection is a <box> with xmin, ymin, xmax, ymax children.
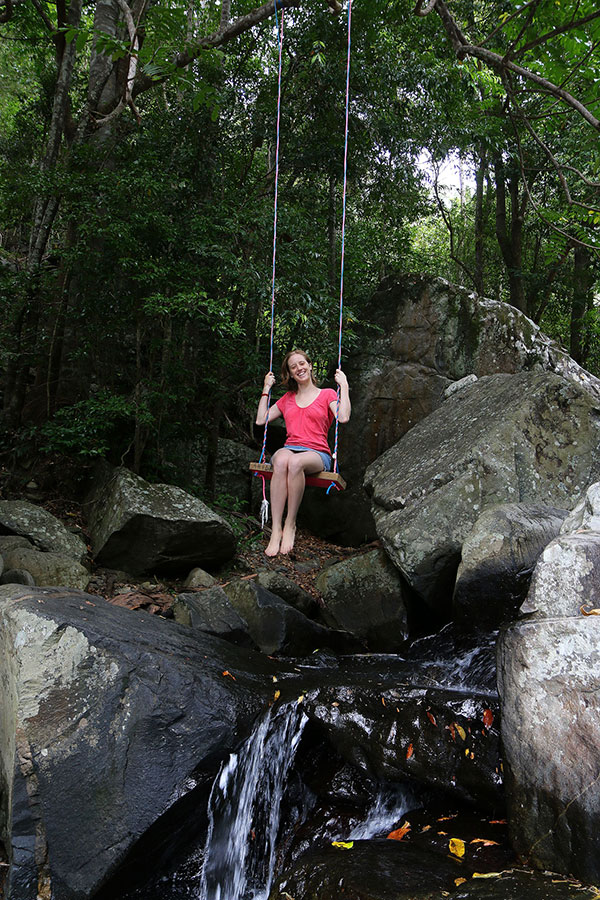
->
<box><xmin>275</xmin><ymin>388</ymin><xmax>337</xmax><ymax>455</ymax></box>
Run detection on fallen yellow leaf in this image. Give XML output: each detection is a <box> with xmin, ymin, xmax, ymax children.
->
<box><xmin>455</xmin><ymin>724</ymin><xmax>467</xmax><ymax>741</ymax></box>
<box><xmin>332</xmin><ymin>841</ymin><xmax>354</xmax><ymax>850</ymax></box>
<box><xmin>274</xmin><ymin>690</ymin><xmax>281</xmax><ymax>701</ymax></box>
<box><xmin>454</xmin><ymin>878</ymin><xmax>467</xmax><ymax>886</ymax></box>
<box><xmin>449</xmin><ymin>838</ymin><xmax>465</xmax><ymax>858</ymax></box>
<box><xmin>581</xmin><ymin>604</ymin><xmax>600</xmax><ymax>616</ymax></box>
<box><xmin>472</xmin><ymin>872</ymin><xmax>503</xmax><ymax>879</ymax></box>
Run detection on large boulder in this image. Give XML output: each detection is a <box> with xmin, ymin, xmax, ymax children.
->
<box><xmin>85</xmin><ymin>465</ymin><xmax>236</xmax><ymax>575</ymax></box>
<box><xmin>364</xmin><ymin>372</ymin><xmax>600</xmax><ymax>611</ymax></box>
<box><xmin>301</xmin><ymin>273</ymin><xmax>600</xmax><ymax>545</ymax></box>
<box><xmin>0</xmin><ymin>585</ymin><xmax>285</xmax><ymax>900</ymax></box>
<box><xmin>0</xmin><ymin>500</ymin><xmax>87</xmax><ymax>563</ymax></box>
<box><xmin>0</xmin><ymin>544</ymin><xmax>90</xmax><ymax>590</ymax></box>
<box><xmin>498</xmin><ymin>531</ymin><xmax>600</xmax><ymax>883</ymax></box>
<box><xmin>315</xmin><ymin>549</ymin><xmax>409</xmax><ymax>651</ymax></box>
<box><xmin>175</xmin><ymin>579</ymin><xmax>340</xmax><ymax>656</ymax></box>
<box><xmin>220</xmin><ymin>579</ymin><xmax>340</xmax><ymax>656</ymax></box>
<box><xmin>453</xmin><ymin>503</ymin><xmax>567</xmax><ymax>628</ymax></box>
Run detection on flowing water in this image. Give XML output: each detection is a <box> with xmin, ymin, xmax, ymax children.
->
<box><xmin>199</xmin><ymin>702</ymin><xmax>307</xmax><ymax>900</ymax></box>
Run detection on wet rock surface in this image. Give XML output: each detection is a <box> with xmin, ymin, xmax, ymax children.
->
<box><xmin>0</xmin><ymin>585</ymin><xmax>291</xmax><ymax>900</ymax></box>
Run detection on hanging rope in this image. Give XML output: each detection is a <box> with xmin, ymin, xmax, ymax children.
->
<box><xmin>257</xmin><ymin>3</ymin><xmax>285</xmax><ymax>526</ymax></box>
<box><xmin>328</xmin><ymin>0</ymin><xmax>352</xmax><ymax>493</ymax></box>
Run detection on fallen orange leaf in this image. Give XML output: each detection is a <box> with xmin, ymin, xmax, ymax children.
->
<box><xmin>455</xmin><ymin>878</ymin><xmax>467</xmax><ymax>886</ymax></box>
<box><xmin>222</xmin><ymin>670</ymin><xmax>236</xmax><ymax>680</ymax></box>
<box><xmin>489</xmin><ymin>819</ymin><xmax>507</xmax><ymax>825</ymax></box>
<box><xmin>406</xmin><ymin>742</ymin><xmax>414</xmax><ymax>760</ymax></box>
<box><xmin>387</xmin><ymin>821</ymin><xmax>411</xmax><ymax>841</ymax></box>
<box><xmin>426</xmin><ymin>710</ymin><xmax>437</xmax><ymax>726</ymax></box>
<box><xmin>470</xmin><ymin>838</ymin><xmax>500</xmax><ymax>846</ymax></box>
<box><xmin>483</xmin><ymin>709</ymin><xmax>494</xmax><ymax>728</ymax></box>
<box><xmin>581</xmin><ymin>604</ymin><xmax>600</xmax><ymax>616</ymax></box>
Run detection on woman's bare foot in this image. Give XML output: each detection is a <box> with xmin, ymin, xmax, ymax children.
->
<box><xmin>280</xmin><ymin>522</ymin><xmax>296</xmax><ymax>555</ymax></box>
<box><xmin>265</xmin><ymin>529</ymin><xmax>282</xmax><ymax>557</ymax></box>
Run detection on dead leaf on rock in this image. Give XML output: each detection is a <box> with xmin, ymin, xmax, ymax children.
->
<box><xmin>222</xmin><ymin>670</ymin><xmax>236</xmax><ymax>680</ymax></box>
<box><xmin>580</xmin><ymin>604</ymin><xmax>600</xmax><ymax>616</ymax></box>
<box><xmin>406</xmin><ymin>742</ymin><xmax>414</xmax><ymax>760</ymax></box>
<box><xmin>470</xmin><ymin>839</ymin><xmax>500</xmax><ymax>846</ymax></box>
<box><xmin>483</xmin><ymin>708</ymin><xmax>494</xmax><ymax>728</ymax></box>
<box><xmin>449</xmin><ymin>837</ymin><xmax>465</xmax><ymax>858</ymax></box>
<box><xmin>426</xmin><ymin>709</ymin><xmax>437</xmax><ymax>726</ymax></box>
<box><xmin>387</xmin><ymin>821</ymin><xmax>411</xmax><ymax>841</ymax></box>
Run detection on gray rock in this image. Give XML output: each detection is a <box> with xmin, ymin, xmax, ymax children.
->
<box><xmin>521</xmin><ymin>532</ymin><xmax>600</xmax><ymax>618</ymax></box>
<box><xmin>444</xmin><ymin>373</ymin><xmax>478</xmax><ymax>398</ymax></box>
<box><xmin>85</xmin><ymin>464</ymin><xmax>236</xmax><ymax>575</ymax></box>
<box><xmin>221</xmin><ymin>579</ymin><xmax>337</xmax><ymax>656</ymax></box>
<box><xmin>0</xmin><ymin>585</ymin><xmax>285</xmax><ymax>900</ymax></box>
<box><xmin>0</xmin><ymin>551</ymin><xmax>3</xmax><ymax>577</ymax></box>
<box><xmin>0</xmin><ymin>568</ymin><xmax>36</xmax><ymax>586</ymax></box>
<box><xmin>315</xmin><ymin>549</ymin><xmax>409</xmax><ymax>651</ymax></box>
<box><xmin>183</xmin><ymin>566</ymin><xmax>217</xmax><ymax>589</ymax></box>
<box><xmin>303</xmin><ymin>273</ymin><xmax>600</xmax><ymax>545</ymax></box>
<box><xmin>364</xmin><ymin>372</ymin><xmax>600</xmax><ymax>610</ymax></box>
<box><xmin>1</xmin><ymin>545</ymin><xmax>90</xmax><ymax>590</ymax></box>
<box><xmin>560</xmin><ymin>481</ymin><xmax>600</xmax><ymax>534</ymax></box>
<box><xmin>453</xmin><ymin>503</ymin><xmax>567</xmax><ymax>627</ymax></box>
<box><xmin>498</xmin><ymin>613</ymin><xmax>600</xmax><ymax>884</ymax></box>
<box><xmin>0</xmin><ymin>499</ymin><xmax>87</xmax><ymax>562</ymax></box>
<box><xmin>173</xmin><ymin>586</ymin><xmax>254</xmax><ymax>647</ymax></box>
<box><xmin>0</xmin><ymin>535</ymin><xmax>34</xmax><ymax>554</ymax></box>
<box><xmin>255</xmin><ymin>570</ymin><xmax>318</xmax><ymax>618</ymax></box>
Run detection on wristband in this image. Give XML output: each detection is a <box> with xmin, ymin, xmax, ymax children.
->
<box><xmin>261</xmin><ymin>392</ymin><xmax>269</xmax><ymax>397</ymax></box>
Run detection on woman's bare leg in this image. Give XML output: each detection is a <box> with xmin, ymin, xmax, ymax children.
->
<box><xmin>265</xmin><ymin>450</ymin><xmax>292</xmax><ymax>556</ymax></box>
<box><xmin>280</xmin><ymin>451</ymin><xmax>324</xmax><ymax>555</ymax></box>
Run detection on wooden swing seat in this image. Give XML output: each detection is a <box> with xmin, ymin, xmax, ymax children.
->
<box><xmin>249</xmin><ymin>462</ymin><xmax>346</xmax><ymax>491</ymax></box>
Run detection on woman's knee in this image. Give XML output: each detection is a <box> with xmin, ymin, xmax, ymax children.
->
<box><xmin>271</xmin><ymin>450</ymin><xmax>291</xmax><ymax>474</ymax></box>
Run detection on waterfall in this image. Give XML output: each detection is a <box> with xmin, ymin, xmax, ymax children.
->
<box><xmin>199</xmin><ymin>702</ymin><xmax>307</xmax><ymax>900</ymax></box>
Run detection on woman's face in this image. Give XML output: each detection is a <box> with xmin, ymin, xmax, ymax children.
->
<box><xmin>287</xmin><ymin>352</ymin><xmax>312</xmax><ymax>385</ymax></box>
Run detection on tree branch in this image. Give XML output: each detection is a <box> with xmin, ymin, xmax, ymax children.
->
<box><xmin>133</xmin><ymin>0</ymin><xmax>301</xmax><ymax>97</ymax></box>
<box><xmin>513</xmin><ymin>9</ymin><xmax>600</xmax><ymax>59</ymax></box>
<box><xmin>423</xmin><ymin>0</ymin><xmax>600</xmax><ymax>131</ymax></box>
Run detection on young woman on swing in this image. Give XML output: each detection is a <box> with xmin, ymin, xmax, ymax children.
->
<box><xmin>256</xmin><ymin>349</ymin><xmax>351</xmax><ymax>556</ymax></box>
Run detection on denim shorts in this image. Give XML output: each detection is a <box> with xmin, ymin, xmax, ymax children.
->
<box><xmin>284</xmin><ymin>445</ymin><xmax>332</xmax><ymax>472</ymax></box>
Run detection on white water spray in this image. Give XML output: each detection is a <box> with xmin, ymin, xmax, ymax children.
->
<box><xmin>199</xmin><ymin>702</ymin><xmax>307</xmax><ymax>900</ymax></box>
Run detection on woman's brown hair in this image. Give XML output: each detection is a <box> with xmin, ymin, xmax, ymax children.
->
<box><xmin>281</xmin><ymin>349</ymin><xmax>318</xmax><ymax>393</ymax></box>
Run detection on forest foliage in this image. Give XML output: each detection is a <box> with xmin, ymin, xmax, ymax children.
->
<box><xmin>0</xmin><ymin>0</ymin><xmax>598</xmax><ymax>494</ymax></box>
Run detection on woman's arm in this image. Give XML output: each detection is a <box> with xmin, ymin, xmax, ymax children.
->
<box><xmin>256</xmin><ymin>372</ymin><xmax>282</xmax><ymax>425</ymax></box>
<box><xmin>331</xmin><ymin>369</ymin><xmax>351</xmax><ymax>423</ymax></box>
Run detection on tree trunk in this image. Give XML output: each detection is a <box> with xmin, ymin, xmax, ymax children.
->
<box><xmin>570</xmin><ymin>245</ymin><xmax>595</xmax><ymax>365</ymax></box>
<box><xmin>493</xmin><ymin>154</ymin><xmax>527</xmax><ymax>313</ymax></box>
<box><xmin>473</xmin><ymin>144</ymin><xmax>486</xmax><ymax>296</ymax></box>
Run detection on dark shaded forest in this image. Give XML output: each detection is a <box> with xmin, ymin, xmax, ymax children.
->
<box><xmin>1</xmin><ymin>0</ymin><xmax>599</xmax><ymax>504</ymax></box>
